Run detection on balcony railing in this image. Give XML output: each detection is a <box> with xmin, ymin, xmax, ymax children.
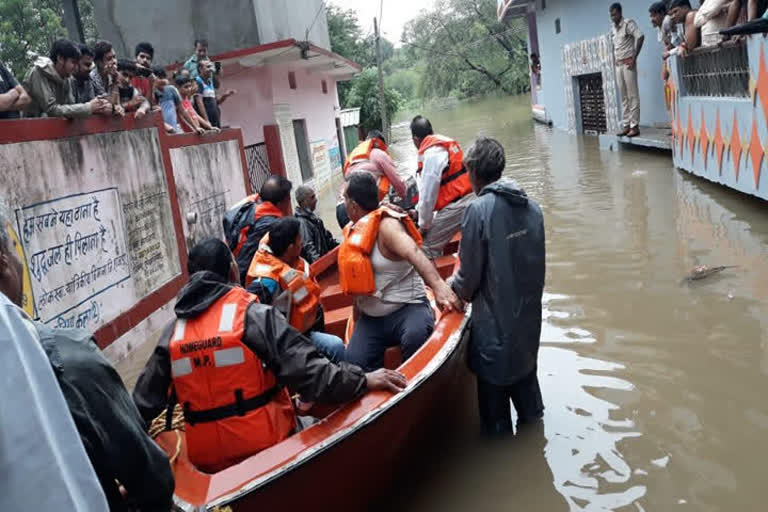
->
<box><xmin>678</xmin><ymin>43</ymin><xmax>749</xmax><ymax>98</ymax></box>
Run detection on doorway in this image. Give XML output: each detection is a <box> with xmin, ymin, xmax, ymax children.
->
<box><xmin>578</xmin><ymin>73</ymin><xmax>607</xmax><ymax>134</ymax></box>
<box><xmin>292</xmin><ymin>119</ymin><xmax>313</xmax><ymax>182</ymax></box>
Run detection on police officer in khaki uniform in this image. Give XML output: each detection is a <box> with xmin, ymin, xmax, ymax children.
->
<box><xmin>610</xmin><ymin>2</ymin><xmax>645</xmax><ymax>137</ymax></box>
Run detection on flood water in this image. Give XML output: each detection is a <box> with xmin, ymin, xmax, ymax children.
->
<box><xmin>355</xmin><ymin>95</ymin><xmax>768</xmax><ymax>511</ymax></box>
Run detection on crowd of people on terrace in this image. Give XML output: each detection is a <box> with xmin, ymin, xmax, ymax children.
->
<box><xmin>0</xmin><ymin>37</ymin><xmax>236</xmax><ymax>134</ymax></box>
<box><xmin>608</xmin><ymin>0</ymin><xmax>764</xmax><ymax>138</ymax></box>
<box><xmin>647</xmin><ymin>0</ymin><xmax>767</xmax><ymax>57</ymax></box>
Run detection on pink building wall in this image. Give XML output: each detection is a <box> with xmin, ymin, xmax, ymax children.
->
<box><xmin>219</xmin><ymin>62</ymin><xmax>345</xmax><ymax>190</ymax></box>
<box><xmin>219</xmin><ymin>66</ymin><xmax>275</xmax><ymax>146</ymax></box>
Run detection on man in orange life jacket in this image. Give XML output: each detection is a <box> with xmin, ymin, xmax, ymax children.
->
<box><xmin>410</xmin><ymin>116</ymin><xmax>475</xmax><ymax>258</ymax></box>
<box><xmin>339</xmin><ymin>171</ymin><xmax>463</xmax><ymax>371</ymax></box>
<box><xmin>133</xmin><ymin>238</ymin><xmax>406</xmax><ymax>474</ymax></box>
<box><xmin>245</xmin><ymin>217</ymin><xmax>346</xmax><ymax>363</ymax></box>
<box><xmin>336</xmin><ymin>130</ymin><xmax>408</xmax><ymax>229</ymax></box>
<box><xmin>223</xmin><ymin>174</ymin><xmax>292</xmax><ymax>285</ymax></box>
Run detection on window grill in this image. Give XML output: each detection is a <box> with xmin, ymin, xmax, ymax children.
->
<box><xmin>578</xmin><ymin>73</ymin><xmax>607</xmax><ymax>134</ymax></box>
<box><xmin>244</xmin><ymin>143</ymin><xmax>271</xmax><ymax>193</ymax></box>
<box><xmin>678</xmin><ymin>43</ymin><xmax>749</xmax><ymax>98</ymax></box>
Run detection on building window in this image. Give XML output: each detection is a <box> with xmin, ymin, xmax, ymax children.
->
<box><xmin>292</xmin><ymin>119</ymin><xmax>314</xmax><ymax>181</ymax></box>
<box><xmin>288</xmin><ymin>71</ymin><xmax>297</xmax><ymax>90</ymax></box>
<box><xmin>555</xmin><ymin>18</ymin><xmax>561</xmax><ymax>34</ymax></box>
<box><xmin>322</xmin><ymin>80</ymin><xmax>328</xmax><ymax>94</ymax></box>
<box><xmin>542</xmin><ymin>0</ymin><xmax>546</xmax><ymax>9</ymax></box>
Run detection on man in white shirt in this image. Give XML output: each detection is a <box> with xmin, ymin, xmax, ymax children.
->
<box><xmin>410</xmin><ymin>116</ymin><xmax>475</xmax><ymax>258</ymax></box>
<box><xmin>0</xmin><ymin>204</ymin><xmax>108</xmax><ymax>511</ymax></box>
<box><xmin>695</xmin><ymin>0</ymin><xmax>733</xmax><ymax>46</ymax></box>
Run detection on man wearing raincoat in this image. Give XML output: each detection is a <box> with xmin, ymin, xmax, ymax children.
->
<box><xmin>451</xmin><ymin>137</ymin><xmax>546</xmax><ymax>435</ymax></box>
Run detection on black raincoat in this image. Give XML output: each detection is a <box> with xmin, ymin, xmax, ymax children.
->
<box><xmin>451</xmin><ymin>179</ymin><xmax>545</xmax><ymax>386</ymax></box>
<box><xmin>37</xmin><ymin>324</ymin><xmax>174</xmax><ymax>511</ymax></box>
<box><xmin>295</xmin><ymin>206</ymin><xmax>339</xmax><ymax>263</ymax></box>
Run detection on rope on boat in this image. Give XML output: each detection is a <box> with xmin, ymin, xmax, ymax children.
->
<box><xmin>149</xmin><ymin>404</ymin><xmax>185</xmax><ymax>465</ymax></box>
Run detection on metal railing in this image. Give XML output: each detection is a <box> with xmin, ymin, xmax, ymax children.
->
<box><xmin>244</xmin><ymin>143</ymin><xmax>271</xmax><ymax>193</ymax></box>
<box><xmin>678</xmin><ymin>43</ymin><xmax>749</xmax><ymax>98</ymax></box>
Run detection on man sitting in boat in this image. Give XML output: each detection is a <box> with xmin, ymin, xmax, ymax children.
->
<box><xmin>450</xmin><ymin>137</ymin><xmax>546</xmax><ymax>435</ymax></box>
<box><xmin>223</xmin><ymin>175</ymin><xmax>293</xmax><ymax>285</ymax></box>
<box><xmin>133</xmin><ymin>238</ymin><xmax>406</xmax><ymax>474</ymax></box>
<box><xmin>339</xmin><ymin>171</ymin><xmax>463</xmax><ymax>371</ymax></box>
<box><xmin>335</xmin><ymin>130</ymin><xmax>409</xmax><ymax>229</ymax></box>
<box><xmin>410</xmin><ymin>115</ymin><xmax>475</xmax><ymax>258</ymax></box>
<box><xmin>245</xmin><ymin>217</ymin><xmax>345</xmax><ymax>363</ymax></box>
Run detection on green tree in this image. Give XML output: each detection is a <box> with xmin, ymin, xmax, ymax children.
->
<box><xmin>0</xmin><ymin>0</ymin><xmax>66</xmax><ymax>78</ymax></box>
<box><xmin>0</xmin><ymin>0</ymin><xmax>98</xmax><ymax>79</ymax></box>
<box><xmin>401</xmin><ymin>0</ymin><xmax>529</xmax><ymax>100</ymax></box>
<box><xmin>346</xmin><ymin>68</ymin><xmax>402</xmax><ymax>133</ymax></box>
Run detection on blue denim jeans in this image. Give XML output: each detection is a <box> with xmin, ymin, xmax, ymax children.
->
<box><xmin>345</xmin><ymin>300</ymin><xmax>435</xmax><ymax>372</ymax></box>
<box><xmin>309</xmin><ymin>331</ymin><xmax>346</xmax><ymax>364</ymax></box>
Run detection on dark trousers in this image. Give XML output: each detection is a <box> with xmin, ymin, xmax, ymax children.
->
<box><xmin>346</xmin><ymin>301</ymin><xmax>434</xmax><ymax>372</ymax></box>
<box><xmin>336</xmin><ymin>203</ymin><xmax>350</xmax><ymax>230</ymax></box>
<box><xmin>476</xmin><ymin>367</ymin><xmax>544</xmax><ymax>435</ymax></box>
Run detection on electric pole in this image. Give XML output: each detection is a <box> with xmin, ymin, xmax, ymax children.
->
<box><xmin>374</xmin><ymin>17</ymin><xmax>390</xmax><ymax>142</ymax></box>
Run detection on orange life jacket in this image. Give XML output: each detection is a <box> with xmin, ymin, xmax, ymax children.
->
<box><xmin>338</xmin><ymin>207</ymin><xmax>422</xmax><ymax>295</ymax></box>
<box><xmin>245</xmin><ymin>247</ymin><xmax>320</xmax><ymax>333</ymax></box>
<box><xmin>168</xmin><ymin>286</ymin><xmax>295</xmax><ymax>473</ymax></box>
<box><xmin>416</xmin><ymin>134</ymin><xmax>472</xmax><ymax>211</ymax></box>
<box><xmin>343</xmin><ymin>139</ymin><xmax>391</xmax><ymax>201</ymax></box>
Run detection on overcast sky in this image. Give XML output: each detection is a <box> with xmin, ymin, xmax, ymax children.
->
<box><xmin>327</xmin><ymin>0</ymin><xmax>436</xmax><ymax>44</ymax></box>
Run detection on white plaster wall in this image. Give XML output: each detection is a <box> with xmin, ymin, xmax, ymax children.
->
<box><xmin>169</xmin><ymin>139</ymin><xmax>249</xmax><ymax>248</ymax></box>
<box><xmin>0</xmin><ymin>128</ymin><xmax>181</xmax><ymax>334</ymax></box>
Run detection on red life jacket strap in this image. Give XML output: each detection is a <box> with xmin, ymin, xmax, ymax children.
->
<box><xmin>183</xmin><ymin>385</ymin><xmax>282</xmax><ymax>426</ymax></box>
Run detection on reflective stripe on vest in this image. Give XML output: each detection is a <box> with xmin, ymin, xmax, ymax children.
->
<box><xmin>214</xmin><ymin>347</ymin><xmax>245</xmax><ymax>367</ymax></box>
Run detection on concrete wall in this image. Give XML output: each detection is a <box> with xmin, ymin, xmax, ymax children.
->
<box><xmin>93</xmin><ymin>0</ymin><xmax>330</xmax><ymax>66</ymax></box>
<box><xmin>93</xmin><ymin>0</ymin><xmax>260</xmax><ymax>65</ymax></box>
<box><xmin>169</xmin><ymin>139</ymin><xmax>250</xmax><ymax>249</ymax></box>
<box><xmin>253</xmin><ymin>0</ymin><xmax>331</xmax><ymax>51</ymax></box>
<box><xmin>220</xmin><ymin>63</ymin><xmax>343</xmax><ymax>190</ymax></box>
<box><xmin>271</xmin><ymin>65</ymin><xmax>342</xmax><ymax>189</ymax></box>
<box><xmin>535</xmin><ymin>0</ymin><xmax>667</xmax><ymax>132</ymax></box>
<box><xmin>669</xmin><ymin>36</ymin><xmax>768</xmax><ymax>201</ymax></box>
<box><xmin>0</xmin><ymin>124</ymin><xmax>181</xmax><ymax>336</ymax></box>
<box><xmin>0</xmin><ymin>116</ymin><xmax>252</xmax><ymax>366</ymax></box>
<box><xmin>220</xmin><ymin>66</ymin><xmax>276</xmax><ymax>146</ymax></box>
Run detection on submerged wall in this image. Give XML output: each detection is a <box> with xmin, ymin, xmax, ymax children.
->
<box><xmin>0</xmin><ymin>115</ymin><xmax>251</xmax><ymax>362</ymax></box>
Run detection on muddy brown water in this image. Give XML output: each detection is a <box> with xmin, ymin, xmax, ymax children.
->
<box><xmin>120</xmin><ymin>95</ymin><xmax>768</xmax><ymax>511</ymax></box>
<box><xmin>374</xmin><ymin>95</ymin><xmax>768</xmax><ymax>511</ymax></box>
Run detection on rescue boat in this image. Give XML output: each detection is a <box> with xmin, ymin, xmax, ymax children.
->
<box><xmin>153</xmin><ymin>234</ymin><xmax>474</xmax><ymax>511</ymax></box>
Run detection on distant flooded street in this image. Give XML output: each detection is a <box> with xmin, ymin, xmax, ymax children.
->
<box><xmin>361</xmin><ymin>95</ymin><xmax>768</xmax><ymax>511</ymax></box>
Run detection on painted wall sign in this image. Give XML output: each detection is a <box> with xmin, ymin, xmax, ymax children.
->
<box><xmin>15</xmin><ymin>188</ymin><xmax>131</xmax><ymax>329</ymax></box>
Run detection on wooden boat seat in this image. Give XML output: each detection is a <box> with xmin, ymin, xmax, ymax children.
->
<box><xmin>384</xmin><ymin>347</ymin><xmax>403</xmax><ymax>370</ymax></box>
<box><xmin>320</xmin><ymin>284</ymin><xmax>353</xmax><ymax>311</ymax></box>
<box><xmin>434</xmin><ymin>255</ymin><xmax>456</xmax><ymax>280</ymax></box>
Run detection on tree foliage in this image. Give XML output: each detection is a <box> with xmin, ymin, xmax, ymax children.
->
<box><xmin>346</xmin><ymin>68</ymin><xmax>402</xmax><ymax>133</ymax></box>
<box><xmin>0</xmin><ymin>0</ymin><xmax>66</xmax><ymax>78</ymax></box>
<box><xmin>326</xmin><ymin>5</ymin><xmax>402</xmax><ymax>131</ymax></box>
<box><xmin>401</xmin><ymin>0</ymin><xmax>529</xmax><ymax>99</ymax></box>
<box><xmin>0</xmin><ymin>0</ymin><xmax>99</xmax><ymax>79</ymax></box>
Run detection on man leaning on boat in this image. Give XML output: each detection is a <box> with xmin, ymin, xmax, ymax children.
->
<box><xmin>338</xmin><ymin>171</ymin><xmax>463</xmax><ymax>371</ymax></box>
<box><xmin>132</xmin><ymin>238</ymin><xmax>406</xmax><ymax>473</ymax></box>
